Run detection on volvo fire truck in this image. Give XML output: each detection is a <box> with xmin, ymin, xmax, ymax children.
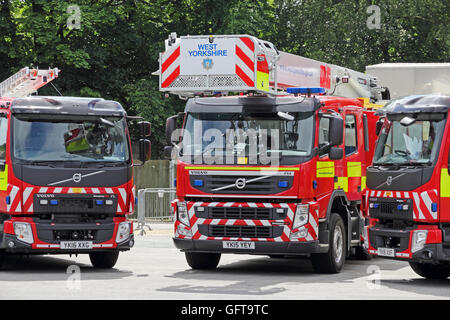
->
<box><xmin>0</xmin><ymin>67</ymin><xmax>151</xmax><ymax>268</ymax></box>
<box><xmin>160</xmin><ymin>33</ymin><xmax>385</xmax><ymax>273</ymax></box>
<box><xmin>365</xmin><ymin>94</ymin><xmax>450</xmax><ymax>279</ymax></box>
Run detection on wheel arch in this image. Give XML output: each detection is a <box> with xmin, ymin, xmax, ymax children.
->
<box><xmin>318</xmin><ymin>190</ymin><xmax>353</xmax><ymax>252</ymax></box>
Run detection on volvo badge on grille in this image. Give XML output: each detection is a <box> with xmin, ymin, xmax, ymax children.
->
<box><xmin>48</xmin><ymin>170</ymin><xmax>106</xmax><ymax>186</ymax></box>
<box><xmin>235</xmin><ymin>178</ymin><xmax>246</xmax><ymax>189</ymax></box>
<box><xmin>73</xmin><ymin>173</ymin><xmax>82</xmax><ymax>183</ymax></box>
<box><xmin>386</xmin><ymin>176</ymin><xmax>393</xmax><ymax>186</ymax></box>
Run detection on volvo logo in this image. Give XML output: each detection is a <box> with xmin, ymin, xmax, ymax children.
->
<box><xmin>48</xmin><ymin>170</ymin><xmax>106</xmax><ymax>186</ymax></box>
<box><xmin>386</xmin><ymin>176</ymin><xmax>393</xmax><ymax>186</ymax></box>
<box><xmin>73</xmin><ymin>173</ymin><xmax>82</xmax><ymax>183</ymax></box>
<box><xmin>235</xmin><ymin>178</ymin><xmax>246</xmax><ymax>189</ymax></box>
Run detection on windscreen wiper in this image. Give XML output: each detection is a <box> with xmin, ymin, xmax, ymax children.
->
<box><xmin>372</xmin><ymin>162</ymin><xmax>402</xmax><ymax>167</ymax></box>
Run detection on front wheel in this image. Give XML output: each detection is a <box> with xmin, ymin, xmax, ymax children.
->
<box><xmin>409</xmin><ymin>262</ymin><xmax>450</xmax><ymax>279</ymax></box>
<box><xmin>185</xmin><ymin>252</ymin><xmax>221</xmax><ymax>270</ymax></box>
<box><xmin>89</xmin><ymin>251</ymin><xmax>119</xmax><ymax>269</ymax></box>
<box><xmin>311</xmin><ymin>213</ymin><xmax>346</xmax><ymax>273</ymax></box>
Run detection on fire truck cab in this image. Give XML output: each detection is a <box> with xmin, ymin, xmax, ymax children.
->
<box><xmin>159</xmin><ymin>33</ymin><xmax>385</xmax><ymax>273</ymax></box>
<box><xmin>0</xmin><ymin>68</ymin><xmax>151</xmax><ymax>268</ymax></box>
<box><xmin>365</xmin><ymin>94</ymin><xmax>450</xmax><ymax>279</ymax></box>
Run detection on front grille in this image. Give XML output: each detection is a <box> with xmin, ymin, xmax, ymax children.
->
<box><xmin>33</xmin><ymin>217</ymin><xmax>116</xmax><ymax>244</ymax></box>
<box><xmin>211</xmin><ymin>207</ymin><xmax>271</xmax><ymax>219</ymax></box>
<box><xmin>369</xmin><ymin>197</ymin><xmax>413</xmax><ymax>222</ymax></box>
<box><xmin>380</xmin><ymin>202</ymin><xmax>397</xmax><ymax>214</ymax></box>
<box><xmin>60</xmin><ymin>199</ymin><xmax>94</xmax><ymax>209</ymax></box>
<box><xmin>53</xmin><ymin>230</ymin><xmax>96</xmax><ymax>241</ymax></box>
<box><xmin>209</xmin><ymin>225</ymin><xmax>271</xmax><ymax>238</ymax></box>
<box><xmin>195</xmin><ymin>205</ymin><xmax>287</xmax><ymax>220</ymax></box>
<box><xmin>34</xmin><ymin>194</ymin><xmax>117</xmax><ymax>214</ymax></box>
<box><xmin>190</xmin><ymin>174</ymin><xmax>294</xmax><ymax>194</ymax></box>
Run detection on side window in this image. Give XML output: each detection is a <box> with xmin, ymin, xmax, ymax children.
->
<box><xmin>345</xmin><ymin>114</ymin><xmax>357</xmax><ymax>156</ymax></box>
<box><xmin>318</xmin><ymin>117</ymin><xmax>330</xmax><ymax>156</ymax></box>
<box><xmin>0</xmin><ymin>116</ymin><xmax>7</xmax><ymax>161</ymax></box>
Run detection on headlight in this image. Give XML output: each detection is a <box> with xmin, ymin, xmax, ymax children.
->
<box><xmin>411</xmin><ymin>230</ymin><xmax>428</xmax><ymax>253</ymax></box>
<box><xmin>293</xmin><ymin>204</ymin><xmax>309</xmax><ymax>230</ymax></box>
<box><xmin>116</xmin><ymin>222</ymin><xmax>131</xmax><ymax>243</ymax></box>
<box><xmin>290</xmin><ymin>227</ymin><xmax>308</xmax><ymax>240</ymax></box>
<box><xmin>177</xmin><ymin>202</ymin><xmax>190</xmax><ymax>226</ymax></box>
<box><xmin>14</xmin><ymin>222</ymin><xmax>34</xmax><ymax>244</ymax></box>
<box><xmin>176</xmin><ymin>224</ymin><xmax>192</xmax><ymax>238</ymax></box>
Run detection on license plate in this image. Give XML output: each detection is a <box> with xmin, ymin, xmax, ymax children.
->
<box><xmin>60</xmin><ymin>241</ymin><xmax>93</xmax><ymax>250</ymax></box>
<box><xmin>223</xmin><ymin>241</ymin><xmax>255</xmax><ymax>250</ymax></box>
<box><xmin>378</xmin><ymin>247</ymin><xmax>395</xmax><ymax>257</ymax></box>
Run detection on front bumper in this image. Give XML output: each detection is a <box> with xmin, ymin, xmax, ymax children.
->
<box><xmin>367</xmin><ymin>226</ymin><xmax>449</xmax><ymax>263</ymax></box>
<box><xmin>173</xmin><ymin>238</ymin><xmax>326</xmax><ymax>255</ymax></box>
<box><xmin>1</xmin><ymin>218</ymin><xmax>134</xmax><ymax>254</ymax></box>
<box><xmin>2</xmin><ymin>233</ymin><xmax>134</xmax><ymax>254</ymax></box>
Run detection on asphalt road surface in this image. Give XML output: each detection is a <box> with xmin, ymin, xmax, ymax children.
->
<box><xmin>1</xmin><ymin>223</ymin><xmax>449</xmax><ymax>300</ymax></box>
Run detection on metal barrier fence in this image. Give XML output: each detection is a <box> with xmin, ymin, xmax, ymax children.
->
<box><xmin>135</xmin><ymin>188</ymin><xmax>176</xmax><ymax>234</ymax></box>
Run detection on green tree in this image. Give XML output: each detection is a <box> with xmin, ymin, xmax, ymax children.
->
<box><xmin>0</xmin><ymin>0</ymin><xmax>448</xmax><ymax>158</ymax></box>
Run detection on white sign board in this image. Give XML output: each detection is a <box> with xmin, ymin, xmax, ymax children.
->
<box><xmin>180</xmin><ymin>38</ymin><xmax>237</xmax><ymax>75</ymax></box>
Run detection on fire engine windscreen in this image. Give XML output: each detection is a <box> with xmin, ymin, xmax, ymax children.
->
<box><xmin>179</xmin><ymin>112</ymin><xmax>314</xmax><ymax>165</ymax></box>
<box><xmin>373</xmin><ymin>114</ymin><xmax>446</xmax><ymax>166</ymax></box>
<box><xmin>12</xmin><ymin>116</ymin><xmax>129</xmax><ymax>162</ymax></box>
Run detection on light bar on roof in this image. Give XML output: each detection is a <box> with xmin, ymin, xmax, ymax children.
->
<box><xmin>286</xmin><ymin>87</ymin><xmax>325</xmax><ymax>94</ymax></box>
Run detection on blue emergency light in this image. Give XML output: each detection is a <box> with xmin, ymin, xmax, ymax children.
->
<box><xmin>287</xmin><ymin>87</ymin><xmax>326</xmax><ymax>94</ymax></box>
<box><xmin>194</xmin><ymin>179</ymin><xmax>204</xmax><ymax>187</ymax></box>
<box><xmin>278</xmin><ymin>181</ymin><xmax>289</xmax><ymax>188</ymax></box>
<box><xmin>432</xmin><ymin>203</ymin><xmax>437</xmax><ymax>212</ymax></box>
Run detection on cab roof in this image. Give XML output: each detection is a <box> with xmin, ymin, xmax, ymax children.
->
<box><xmin>185</xmin><ymin>95</ymin><xmax>325</xmax><ymax>113</ymax></box>
<box><xmin>378</xmin><ymin>94</ymin><xmax>450</xmax><ymax>115</ymax></box>
<box><xmin>10</xmin><ymin>96</ymin><xmax>126</xmax><ymax>117</ymax></box>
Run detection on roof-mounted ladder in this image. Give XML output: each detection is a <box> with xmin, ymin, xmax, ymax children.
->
<box><xmin>156</xmin><ymin>33</ymin><xmax>385</xmax><ymax>102</ymax></box>
<box><xmin>0</xmin><ymin>67</ymin><xmax>59</xmax><ymax>98</ymax></box>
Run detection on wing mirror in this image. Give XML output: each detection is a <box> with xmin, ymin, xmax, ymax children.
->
<box><xmin>375</xmin><ymin>118</ymin><xmax>384</xmax><ymax>136</ymax></box>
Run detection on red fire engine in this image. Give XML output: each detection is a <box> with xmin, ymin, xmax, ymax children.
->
<box><xmin>0</xmin><ymin>67</ymin><xmax>151</xmax><ymax>268</ymax></box>
<box><xmin>364</xmin><ymin>94</ymin><xmax>450</xmax><ymax>279</ymax></box>
<box><xmin>159</xmin><ymin>33</ymin><xmax>386</xmax><ymax>273</ymax></box>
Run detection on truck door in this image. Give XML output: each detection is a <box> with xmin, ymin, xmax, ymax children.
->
<box><xmin>0</xmin><ymin>113</ymin><xmax>8</xmax><ymax>212</ymax></box>
<box><xmin>440</xmin><ymin>129</ymin><xmax>450</xmax><ymax>222</ymax></box>
<box><xmin>343</xmin><ymin>110</ymin><xmax>363</xmax><ymax>201</ymax></box>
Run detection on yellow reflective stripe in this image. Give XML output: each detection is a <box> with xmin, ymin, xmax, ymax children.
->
<box><xmin>0</xmin><ymin>164</ymin><xmax>7</xmax><ymax>191</ymax></box>
<box><xmin>257</xmin><ymin>71</ymin><xmax>269</xmax><ymax>92</ymax></box>
<box><xmin>347</xmin><ymin>162</ymin><xmax>362</xmax><ymax>177</ymax></box>
<box><xmin>334</xmin><ymin>177</ymin><xmax>348</xmax><ymax>192</ymax></box>
<box><xmin>440</xmin><ymin>168</ymin><xmax>450</xmax><ymax>197</ymax></box>
<box><xmin>361</xmin><ymin>176</ymin><xmax>366</xmax><ymax>191</ymax></box>
<box><xmin>316</xmin><ymin>161</ymin><xmax>335</xmax><ymax>178</ymax></box>
<box><xmin>185</xmin><ymin>166</ymin><xmax>299</xmax><ymax>171</ymax></box>
<box><xmin>358</xmin><ymin>97</ymin><xmax>384</xmax><ymax>109</ymax></box>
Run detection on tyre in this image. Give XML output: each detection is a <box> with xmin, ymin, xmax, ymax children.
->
<box><xmin>185</xmin><ymin>252</ymin><xmax>221</xmax><ymax>270</ymax></box>
<box><xmin>409</xmin><ymin>261</ymin><xmax>450</xmax><ymax>279</ymax></box>
<box><xmin>89</xmin><ymin>251</ymin><xmax>119</xmax><ymax>269</ymax></box>
<box><xmin>354</xmin><ymin>245</ymin><xmax>372</xmax><ymax>260</ymax></box>
<box><xmin>311</xmin><ymin>213</ymin><xmax>346</xmax><ymax>273</ymax></box>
